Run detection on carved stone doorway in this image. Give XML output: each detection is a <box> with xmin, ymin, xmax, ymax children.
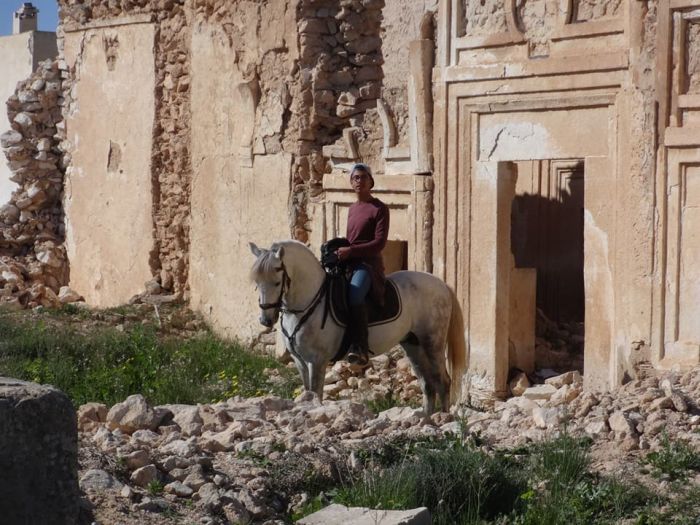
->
<box><xmin>511</xmin><ymin>159</ymin><xmax>586</xmax><ymax>373</ymax></box>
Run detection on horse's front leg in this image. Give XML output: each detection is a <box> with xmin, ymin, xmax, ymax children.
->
<box><xmin>308</xmin><ymin>356</ymin><xmax>328</xmax><ymax>401</ymax></box>
<box><xmin>292</xmin><ymin>356</ymin><xmax>310</xmax><ymax>392</ymax></box>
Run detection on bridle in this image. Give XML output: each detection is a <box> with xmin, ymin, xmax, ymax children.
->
<box><xmin>257</xmin><ymin>260</ymin><xmax>330</xmax><ymax>360</ymax></box>
<box><xmin>257</xmin><ymin>262</ymin><xmax>292</xmax><ymax>311</ymax></box>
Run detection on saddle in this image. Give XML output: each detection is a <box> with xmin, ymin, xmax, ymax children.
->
<box><xmin>327</xmin><ymin>275</ymin><xmax>402</xmax><ymax>329</ymax></box>
<box><xmin>320</xmin><ymin>238</ymin><xmax>403</xmax><ymax>363</ymax></box>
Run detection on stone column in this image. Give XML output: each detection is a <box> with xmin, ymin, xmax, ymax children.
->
<box><xmin>0</xmin><ymin>378</ymin><xmax>79</xmax><ymax>524</ymax></box>
<box><xmin>582</xmin><ymin>156</ymin><xmax>615</xmax><ymax>391</ymax></box>
<box><xmin>467</xmin><ymin>161</ymin><xmax>516</xmax><ymax>406</ymax></box>
<box><xmin>408</xmin><ymin>39</ymin><xmax>434</xmax><ymax>174</ymax></box>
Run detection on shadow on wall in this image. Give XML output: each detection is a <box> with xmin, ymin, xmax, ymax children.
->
<box><xmin>511</xmin><ymin>162</ymin><xmax>584</xmax><ymax>324</ymax></box>
<box><xmin>510</xmin><ymin>161</ymin><xmax>585</xmax><ymax>371</ymax></box>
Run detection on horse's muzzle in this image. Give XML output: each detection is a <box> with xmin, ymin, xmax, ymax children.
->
<box><xmin>259</xmin><ymin>313</ymin><xmax>277</xmax><ymax>328</ymax></box>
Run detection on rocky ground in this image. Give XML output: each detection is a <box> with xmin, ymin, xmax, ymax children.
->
<box><xmin>4</xmin><ymin>303</ymin><xmax>697</xmax><ymax>524</ymax></box>
<box><xmin>75</xmin><ymin>355</ymin><xmax>700</xmax><ymax>524</ymax></box>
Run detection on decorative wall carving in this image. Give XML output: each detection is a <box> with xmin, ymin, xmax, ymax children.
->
<box><xmin>462</xmin><ymin>0</ymin><xmax>508</xmax><ymax>36</ymax></box>
<box><xmin>515</xmin><ymin>0</ymin><xmax>559</xmax><ymax>57</ymax></box>
<box><xmin>686</xmin><ymin>20</ymin><xmax>700</xmax><ymax>92</ymax></box>
<box><xmin>573</xmin><ymin>0</ymin><xmax>622</xmax><ymax>23</ymax></box>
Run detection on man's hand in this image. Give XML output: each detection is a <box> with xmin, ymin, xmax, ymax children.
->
<box><xmin>336</xmin><ymin>246</ymin><xmax>351</xmax><ymax>261</ymax></box>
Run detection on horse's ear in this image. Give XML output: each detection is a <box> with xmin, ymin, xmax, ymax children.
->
<box><xmin>273</xmin><ymin>246</ymin><xmax>284</xmax><ymax>260</ymax></box>
<box><xmin>249</xmin><ymin>242</ymin><xmax>263</xmax><ymax>257</ymax></box>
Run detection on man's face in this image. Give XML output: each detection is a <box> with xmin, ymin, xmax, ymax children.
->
<box><xmin>350</xmin><ymin>170</ymin><xmax>371</xmax><ymax>192</ymax></box>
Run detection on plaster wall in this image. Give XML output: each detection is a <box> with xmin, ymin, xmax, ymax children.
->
<box><xmin>62</xmin><ymin>23</ymin><xmax>156</xmax><ymax>306</ymax></box>
<box><xmin>478</xmin><ymin>107</ymin><xmax>610</xmax><ymax>161</ymax></box>
<box><xmin>188</xmin><ymin>23</ymin><xmax>292</xmax><ymax>341</ymax></box>
<box><xmin>0</xmin><ymin>31</ymin><xmax>57</xmax><ymax>205</ymax></box>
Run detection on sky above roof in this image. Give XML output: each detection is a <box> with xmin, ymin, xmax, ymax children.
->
<box><xmin>0</xmin><ymin>1</ymin><xmax>58</xmax><ymax>36</ymax></box>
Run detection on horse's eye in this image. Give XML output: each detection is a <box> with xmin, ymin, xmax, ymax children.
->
<box><xmin>274</xmin><ymin>282</ymin><xmax>281</xmax><ymax>287</ymax></box>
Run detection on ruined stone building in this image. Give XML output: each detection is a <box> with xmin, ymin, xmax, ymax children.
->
<box><xmin>0</xmin><ymin>3</ymin><xmax>57</xmax><ymax>204</ymax></box>
<box><xmin>2</xmin><ymin>0</ymin><xmax>699</xmax><ymax>405</ymax></box>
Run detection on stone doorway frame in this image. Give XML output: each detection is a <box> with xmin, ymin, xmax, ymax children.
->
<box><xmin>465</xmin><ymin>156</ymin><xmax>614</xmax><ymax>405</ymax></box>
<box><xmin>433</xmin><ymin>90</ymin><xmax>620</xmax><ymax>404</ymax></box>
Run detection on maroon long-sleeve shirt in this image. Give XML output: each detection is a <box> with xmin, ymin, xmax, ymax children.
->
<box><xmin>346</xmin><ymin>197</ymin><xmax>390</xmax><ymax>304</ymax></box>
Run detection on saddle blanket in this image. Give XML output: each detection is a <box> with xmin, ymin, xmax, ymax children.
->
<box><xmin>328</xmin><ymin>276</ymin><xmax>402</xmax><ymax>328</ymax></box>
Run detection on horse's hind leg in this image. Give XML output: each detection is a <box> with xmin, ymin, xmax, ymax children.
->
<box><xmin>422</xmin><ymin>332</ymin><xmax>451</xmax><ymax>412</ymax></box>
<box><xmin>402</xmin><ymin>332</ymin><xmax>451</xmax><ymax>414</ymax></box>
<box><xmin>400</xmin><ymin>339</ymin><xmax>437</xmax><ymax>416</ymax></box>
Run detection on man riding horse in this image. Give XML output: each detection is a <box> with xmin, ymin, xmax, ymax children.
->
<box><xmin>335</xmin><ymin>163</ymin><xmax>390</xmax><ymax>366</ymax></box>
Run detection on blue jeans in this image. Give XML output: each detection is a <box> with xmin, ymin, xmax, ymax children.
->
<box><xmin>349</xmin><ymin>267</ymin><xmax>371</xmax><ymax>306</ymax></box>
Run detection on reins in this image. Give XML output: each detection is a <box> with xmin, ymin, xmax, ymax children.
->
<box><xmin>259</xmin><ymin>260</ymin><xmax>330</xmax><ymax>360</ymax></box>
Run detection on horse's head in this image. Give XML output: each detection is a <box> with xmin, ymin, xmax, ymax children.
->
<box><xmin>249</xmin><ymin>242</ymin><xmax>288</xmax><ymax>328</ymax></box>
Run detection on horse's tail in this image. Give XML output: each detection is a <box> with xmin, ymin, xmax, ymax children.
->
<box><xmin>446</xmin><ymin>286</ymin><xmax>467</xmax><ymax>404</ymax></box>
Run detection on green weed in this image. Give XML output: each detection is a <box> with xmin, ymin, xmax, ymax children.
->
<box><xmin>336</xmin><ymin>439</ymin><xmax>525</xmax><ymax>525</ymax></box>
<box><xmin>147</xmin><ymin>479</ymin><xmax>164</xmax><ymax>496</ymax></box>
<box><xmin>0</xmin><ymin>311</ymin><xmax>300</xmax><ymax>406</ymax></box>
<box><xmin>644</xmin><ymin>432</ymin><xmax>700</xmax><ymax>480</ymax></box>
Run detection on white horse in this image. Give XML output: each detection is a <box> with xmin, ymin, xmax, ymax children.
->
<box><xmin>249</xmin><ymin>240</ymin><xmax>464</xmax><ymax>415</ymax></box>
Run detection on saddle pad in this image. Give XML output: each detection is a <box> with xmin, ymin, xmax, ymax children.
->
<box><xmin>328</xmin><ymin>276</ymin><xmax>402</xmax><ymax>328</ymax></box>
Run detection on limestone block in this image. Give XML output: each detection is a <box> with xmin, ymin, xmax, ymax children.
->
<box><xmin>545</xmin><ymin>370</ymin><xmax>583</xmax><ymax>389</ymax></box>
<box><xmin>0</xmin><ymin>378</ymin><xmax>79</xmax><ymax>524</ymax></box>
<box><xmin>298</xmin><ymin>503</ymin><xmax>430</xmax><ymax>525</ymax></box>
<box><xmin>522</xmin><ymin>384</ymin><xmax>557</xmax><ymax>401</ymax></box>
<box><xmin>106</xmin><ymin>394</ymin><xmax>163</xmax><ymax>433</ymax></box>
<box><xmin>509</xmin><ymin>371</ymin><xmax>530</xmax><ymax>396</ymax></box>
<box><xmin>131</xmin><ymin>464</ymin><xmax>158</xmax><ymax>487</ymax></box>
<box><xmin>608</xmin><ymin>411</ymin><xmax>635</xmax><ymax>435</ymax></box>
<box><xmin>172</xmin><ymin>405</ymin><xmax>204</xmax><ymax>436</ymax></box>
<box><xmin>532</xmin><ymin>407</ymin><xmax>563</xmax><ymax>429</ymax></box>
<box><xmin>77</xmin><ymin>401</ymin><xmax>107</xmax><ymax>431</ymax></box>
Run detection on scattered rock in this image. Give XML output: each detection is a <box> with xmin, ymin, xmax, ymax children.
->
<box><xmin>80</xmin><ymin>469</ymin><xmax>123</xmax><ymax>492</ymax></box>
<box><xmin>130</xmin><ymin>464</ymin><xmax>158</xmax><ymax>487</ymax></box>
<box><xmin>106</xmin><ymin>394</ymin><xmax>165</xmax><ymax>433</ymax></box>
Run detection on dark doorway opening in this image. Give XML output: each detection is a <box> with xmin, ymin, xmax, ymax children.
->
<box><xmin>511</xmin><ymin>159</ymin><xmax>585</xmax><ymax>372</ymax></box>
<box><xmin>384</xmin><ymin>240</ymin><xmax>408</xmax><ymax>274</ymax></box>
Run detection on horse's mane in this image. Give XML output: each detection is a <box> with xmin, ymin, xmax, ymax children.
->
<box><xmin>250</xmin><ymin>240</ymin><xmax>316</xmax><ymax>279</ymax></box>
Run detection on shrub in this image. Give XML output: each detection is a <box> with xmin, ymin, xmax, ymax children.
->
<box><xmin>513</xmin><ymin>434</ymin><xmax>656</xmax><ymax>525</ymax></box>
<box><xmin>644</xmin><ymin>432</ymin><xmax>700</xmax><ymax>480</ymax></box>
<box><xmin>336</xmin><ymin>440</ymin><xmax>526</xmax><ymax>525</ymax></box>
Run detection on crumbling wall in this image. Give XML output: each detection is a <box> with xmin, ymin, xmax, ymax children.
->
<box><xmin>187</xmin><ymin>0</ymin><xmax>298</xmax><ymax>340</ymax></box>
<box><xmin>0</xmin><ymin>59</ymin><xmax>69</xmax><ymax>309</ymax></box>
<box><xmin>293</xmin><ymin>0</ymin><xmax>384</xmax><ymax>240</ymax></box>
<box><xmin>377</xmin><ymin>0</ymin><xmax>436</xmax><ymax>158</ymax></box>
<box><xmin>59</xmin><ymin>0</ymin><xmax>192</xmax><ymax>302</ymax></box>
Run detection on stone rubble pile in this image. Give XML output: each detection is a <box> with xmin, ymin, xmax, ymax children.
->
<box><xmin>534</xmin><ymin>308</ymin><xmax>585</xmax><ymax>371</ymax></box>
<box><xmin>318</xmin><ymin>353</ymin><xmax>425</xmax><ymax>405</ymax></box>
<box><xmin>0</xmin><ymin>59</ymin><xmax>78</xmax><ymax>310</ymax></box>
<box><xmin>76</xmin><ymin>361</ymin><xmax>700</xmax><ymax>524</ymax></box>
